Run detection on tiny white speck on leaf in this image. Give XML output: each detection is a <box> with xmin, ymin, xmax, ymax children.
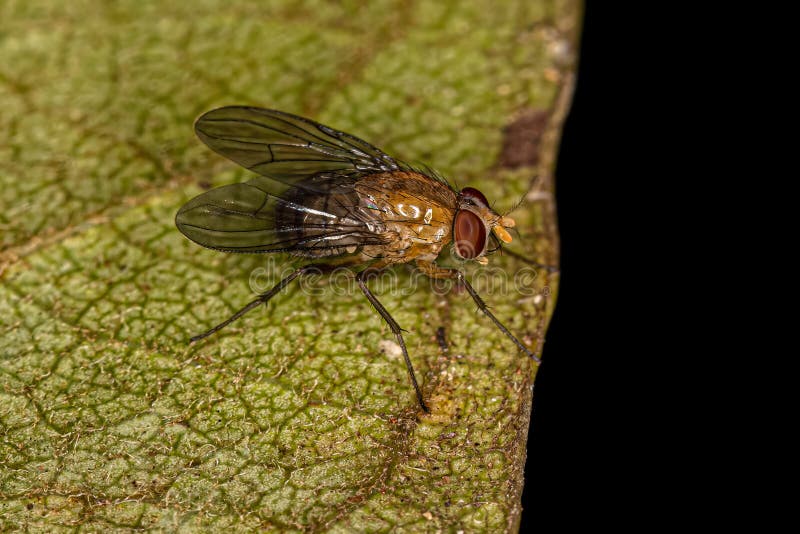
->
<box><xmin>378</xmin><ymin>339</ymin><xmax>402</xmax><ymax>358</ymax></box>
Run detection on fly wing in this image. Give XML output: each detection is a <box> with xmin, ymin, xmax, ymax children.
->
<box><xmin>194</xmin><ymin>106</ymin><xmax>402</xmax><ymax>194</ymax></box>
<box><xmin>175</xmin><ymin>179</ymin><xmax>389</xmax><ymax>255</ymax></box>
<box><xmin>181</xmin><ymin>107</ymin><xmax>452</xmax><ymax>255</ymax></box>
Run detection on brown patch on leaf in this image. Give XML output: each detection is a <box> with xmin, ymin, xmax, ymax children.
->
<box><xmin>498</xmin><ymin>109</ymin><xmax>549</xmax><ymax>169</ymax></box>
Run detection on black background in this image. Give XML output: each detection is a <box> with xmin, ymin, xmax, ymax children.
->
<box><xmin>520</xmin><ymin>3</ymin><xmax>608</xmax><ymax>528</ymax></box>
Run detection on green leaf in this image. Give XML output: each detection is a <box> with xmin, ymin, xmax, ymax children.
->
<box><xmin>1</xmin><ymin>1</ymin><xmax>578</xmax><ymax>531</ymax></box>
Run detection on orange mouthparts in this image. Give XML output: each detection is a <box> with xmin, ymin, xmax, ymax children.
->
<box><xmin>492</xmin><ymin>216</ymin><xmax>515</xmax><ymax>243</ymax></box>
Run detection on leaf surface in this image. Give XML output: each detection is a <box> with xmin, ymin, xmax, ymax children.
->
<box><xmin>0</xmin><ymin>1</ymin><xmax>578</xmax><ymax>531</ymax></box>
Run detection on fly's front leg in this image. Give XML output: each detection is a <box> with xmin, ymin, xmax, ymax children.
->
<box><xmin>356</xmin><ymin>261</ymin><xmax>429</xmax><ymax>413</ymax></box>
<box><xmin>415</xmin><ymin>260</ymin><xmax>540</xmax><ymax>363</ymax></box>
<box><xmin>415</xmin><ymin>260</ymin><xmax>461</xmax><ymax>280</ymax></box>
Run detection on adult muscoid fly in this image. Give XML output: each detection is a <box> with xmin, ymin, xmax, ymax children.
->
<box><xmin>176</xmin><ymin>106</ymin><xmax>541</xmax><ymax>413</ymax></box>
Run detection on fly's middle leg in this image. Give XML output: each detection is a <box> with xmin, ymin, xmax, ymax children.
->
<box><xmin>356</xmin><ymin>263</ymin><xmax>429</xmax><ymax>413</ymax></box>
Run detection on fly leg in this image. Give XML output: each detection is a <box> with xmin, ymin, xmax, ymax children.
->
<box><xmin>190</xmin><ymin>264</ymin><xmax>322</xmax><ymax>343</ymax></box>
<box><xmin>500</xmin><ymin>247</ymin><xmax>560</xmax><ymax>273</ymax></box>
<box><xmin>356</xmin><ymin>265</ymin><xmax>429</xmax><ymax>413</ymax></box>
<box><xmin>416</xmin><ymin>260</ymin><xmax>541</xmax><ymax>363</ymax></box>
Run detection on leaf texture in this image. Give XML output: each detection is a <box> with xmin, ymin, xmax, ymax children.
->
<box><xmin>0</xmin><ymin>1</ymin><xmax>578</xmax><ymax>531</ymax></box>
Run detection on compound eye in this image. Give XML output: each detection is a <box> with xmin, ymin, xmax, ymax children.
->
<box><xmin>454</xmin><ymin>209</ymin><xmax>487</xmax><ymax>259</ymax></box>
<box><xmin>461</xmin><ymin>187</ymin><xmax>489</xmax><ymax>208</ymax></box>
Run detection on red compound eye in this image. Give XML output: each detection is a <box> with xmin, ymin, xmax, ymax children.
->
<box><xmin>461</xmin><ymin>187</ymin><xmax>489</xmax><ymax>208</ymax></box>
<box><xmin>454</xmin><ymin>209</ymin><xmax>487</xmax><ymax>259</ymax></box>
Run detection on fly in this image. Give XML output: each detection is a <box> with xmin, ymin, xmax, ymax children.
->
<box><xmin>176</xmin><ymin>106</ymin><xmax>540</xmax><ymax>413</ymax></box>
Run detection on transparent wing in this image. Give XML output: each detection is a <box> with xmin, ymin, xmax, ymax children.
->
<box><xmin>175</xmin><ymin>181</ymin><xmax>388</xmax><ymax>255</ymax></box>
<box><xmin>194</xmin><ymin>106</ymin><xmax>403</xmax><ymax>194</ymax></box>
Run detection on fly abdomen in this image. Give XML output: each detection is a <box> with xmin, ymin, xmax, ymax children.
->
<box><xmin>274</xmin><ymin>182</ymin><xmax>379</xmax><ymax>258</ymax></box>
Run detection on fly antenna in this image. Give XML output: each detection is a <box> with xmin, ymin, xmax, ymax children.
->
<box><xmin>504</xmin><ymin>195</ymin><xmax>525</xmax><ymax>217</ymax></box>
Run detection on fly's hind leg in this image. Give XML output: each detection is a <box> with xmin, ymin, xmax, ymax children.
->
<box><xmin>415</xmin><ymin>260</ymin><xmax>540</xmax><ymax>363</ymax></box>
<box><xmin>190</xmin><ymin>263</ymin><xmax>325</xmax><ymax>343</ymax></box>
